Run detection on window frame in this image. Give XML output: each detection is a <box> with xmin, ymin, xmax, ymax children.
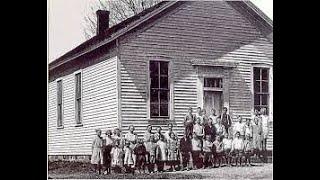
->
<box><xmin>56</xmin><ymin>78</ymin><xmax>64</xmax><ymax>129</ymax></box>
<box><xmin>147</xmin><ymin>59</ymin><xmax>173</xmax><ymax>120</ymax></box>
<box><xmin>74</xmin><ymin>70</ymin><xmax>83</xmax><ymax>126</ymax></box>
<box><xmin>251</xmin><ymin>64</ymin><xmax>272</xmax><ymax>116</ymax></box>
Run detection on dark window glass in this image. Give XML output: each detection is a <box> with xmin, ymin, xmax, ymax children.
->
<box><xmin>150</xmin><ymin>76</ymin><xmax>159</xmax><ymax>88</ymax></box>
<box><xmin>57</xmin><ymin>80</ymin><xmax>63</xmax><ymax>127</ymax></box>
<box><xmin>160</xmin><ymin>61</ymin><xmax>168</xmax><ymax>75</ymax></box>
<box><xmin>254</xmin><ymin>81</ymin><xmax>260</xmax><ymax>92</ymax></box>
<box><xmin>254</xmin><ymin>94</ymin><xmax>260</xmax><ymax>106</ymax></box>
<box><xmin>160</xmin><ymin>91</ymin><xmax>168</xmax><ymax>104</ymax></box>
<box><xmin>150</xmin><ymin>61</ymin><xmax>169</xmax><ymax>118</ymax></box>
<box><xmin>261</xmin><ymin>94</ymin><xmax>268</xmax><ymax>105</ymax></box>
<box><xmin>262</xmin><ymin>81</ymin><xmax>268</xmax><ymax>92</ymax></box>
<box><xmin>150</xmin><ymin>89</ymin><xmax>159</xmax><ymax>103</ymax></box>
<box><xmin>254</xmin><ymin>67</ymin><xmax>260</xmax><ymax>80</ymax></box>
<box><xmin>160</xmin><ymin>104</ymin><xmax>169</xmax><ymax>116</ymax></box>
<box><xmin>204</xmin><ymin>78</ymin><xmax>223</xmax><ymax>88</ymax></box>
<box><xmin>160</xmin><ymin>77</ymin><xmax>168</xmax><ymax>89</ymax></box>
<box><xmin>262</xmin><ymin>69</ymin><xmax>269</xmax><ymax>80</ymax></box>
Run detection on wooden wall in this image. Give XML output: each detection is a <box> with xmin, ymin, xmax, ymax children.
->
<box><xmin>48</xmin><ymin>56</ymin><xmax>119</xmax><ymax>155</ymax></box>
<box><xmin>118</xmin><ymin>1</ymin><xmax>273</xmax><ymax>149</ymax></box>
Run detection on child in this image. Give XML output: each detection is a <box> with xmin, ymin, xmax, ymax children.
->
<box><xmin>156</xmin><ymin>135</ymin><xmax>167</xmax><ymax>172</ymax></box>
<box><xmin>91</xmin><ymin>129</ymin><xmax>104</xmax><ymax>174</ymax></box>
<box><xmin>184</xmin><ymin>107</ymin><xmax>195</xmax><ymax>138</ymax></box>
<box><xmin>222</xmin><ymin>133</ymin><xmax>233</xmax><ymax>167</ymax></box>
<box><xmin>193</xmin><ymin>117</ymin><xmax>205</xmax><ymax>147</ymax></box>
<box><xmin>202</xmin><ymin>135</ymin><xmax>214</xmax><ymax>168</ymax></box>
<box><xmin>134</xmin><ymin>139</ymin><xmax>147</xmax><ymax>173</ymax></box>
<box><xmin>145</xmin><ymin>135</ymin><xmax>157</xmax><ymax>173</ymax></box>
<box><xmin>244</xmin><ymin>118</ymin><xmax>253</xmax><ymax>138</ymax></box>
<box><xmin>123</xmin><ymin>141</ymin><xmax>134</xmax><ymax>174</ymax></box>
<box><xmin>103</xmin><ymin>130</ymin><xmax>113</xmax><ymax>175</ymax></box>
<box><xmin>209</xmin><ymin>108</ymin><xmax>218</xmax><ymax>125</ymax></box>
<box><xmin>201</xmin><ymin>109</ymin><xmax>209</xmax><ymax>126</ymax></box>
<box><xmin>233</xmin><ymin>115</ymin><xmax>245</xmax><ymax>138</ymax></box>
<box><xmin>195</xmin><ymin>107</ymin><xmax>203</xmax><ymax>125</ymax></box>
<box><xmin>230</xmin><ymin>132</ymin><xmax>244</xmax><ymax>167</ymax></box>
<box><xmin>212</xmin><ymin>135</ymin><xmax>224</xmax><ymax>168</ymax></box>
<box><xmin>124</xmin><ymin>125</ymin><xmax>138</xmax><ymax>167</ymax></box>
<box><xmin>191</xmin><ymin>132</ymin><xmax>203</xmax><ymax>169</ymax></box>
<box><xmin>243</xmin><ymin>134</ymin><xmax>254</xmax><ymax>166</ymax></box>
<box><xmin>110</xmin><ymin>140</ymin><xmax>124</xmax><ymax>173</ymax></box>
<box><xmin>167</xmin><ymin>132</ymin><xmax>179</xmax><ymax>171</ymax></box>
<box><xmin>179</xmin><ymin>132</ymin><xmax>192</xmax><ymax>171</ymax></box>
<box><xmin>214</xmin><ymin>117</ymin><xmax>226</xmax><ymax>137</ymax></box>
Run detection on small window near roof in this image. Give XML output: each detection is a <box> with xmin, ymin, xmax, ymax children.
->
<box><xmin>204</xmin><ymin>78</ymin><xmax>223</xmax><ymax>88</ymax></box>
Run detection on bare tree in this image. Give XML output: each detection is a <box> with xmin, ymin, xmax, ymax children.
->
<box><xmin>83</xmin><ymin>0</ymin><xmax>162</xmax><ymax>39</ymax></box>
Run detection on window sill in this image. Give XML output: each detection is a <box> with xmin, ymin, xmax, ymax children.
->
<box><xmin>57</xmin><ymin>126</ymin><xmax>64</xmax><ymax>129</ymax></box>
<box><xmin>148</xmin><ymin>119</ymin><xmax>175</xmax><ymax>125</ymax></box>
<box><xmin>75</xmin><ymin>123</ymin><xmax>83</xmax><ymax>127</ymax></box>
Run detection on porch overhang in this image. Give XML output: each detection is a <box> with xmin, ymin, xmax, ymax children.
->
<box><xmin>191</xmin><ymin>59</ymin><xmax>238</xmax><ymax>68</ymax></box>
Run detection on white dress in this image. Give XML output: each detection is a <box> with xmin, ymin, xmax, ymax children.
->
<box><xmin>156</xmin><ymin>140</ymin><xmax>167</xmax><ymax>161</ymax></box>
<box><xmin>111</xmin><ymin>147</ymin><xmax>123</xmax><ymax>167</ymax></box>
<box><xmin>261</xmin><ymin>115</ymin><xmax>269</xmax><ymax>139</ymax></box>
<box><xmin>123</xmin><ymin>146</ymin><xmax>134</xmax><ymax>165</ymax></box>
<box><xmin>91</xmin><ymin>136</ymin><xmax>104</xmax><ymax>164</ymax></box>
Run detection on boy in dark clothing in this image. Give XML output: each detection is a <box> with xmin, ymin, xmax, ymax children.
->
<box><xmin>179</xmin><ymin>133</ymin><xmax>192</xmax><ymax>171</ymax></box>
<box><xmin>220</xmin><ymin>107</ymin><xmax>232</xmax><ymax>135</ymax></box>
<box><xmin>204</xmin><ymin>119</ymin><xmax>216</xmax><ymax>141</ymax></box>
<box><xmin>133</xmin><ymin>139</ymin><xmax>147</xmax><ymax>173</ymax></box>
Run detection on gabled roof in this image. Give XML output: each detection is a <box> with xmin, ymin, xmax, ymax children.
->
<box><xmin>49</xmin><ymin>1</ymin><xmax>273</xmax><ymax>71</ymax></box>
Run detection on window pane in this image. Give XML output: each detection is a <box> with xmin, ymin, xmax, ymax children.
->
<box><xmin>262</xmin><ymin>81</ymin><xmax>269</xmax><ymax>93</ymax></box>
<box><xmin>150</xmin><ymin>103</ymin><xmax>159</xmax><ymax>117</ymax></box>
<box><xmin>150</xmin><ymin>61</ymin><xmax>159</xmax><ymax>75</ymax></box>
<box><xmin>57</xmin><ymin>105</ymin><xmax>62</xmax><ymax>126</ymax></box>
<box><xmin>262</xmin><ymin>69</ymin><xmax>269</xmax><ymax>80</ymax></box>
<box><xmin>254</xmin><ymin>81</ymin><xmax>260</xmax><ymax>93</ymax></box>
<box><xmin>254</xmin><ymin>94</ymin><xmax>260</xmax><ymax>106</ymax></box>
<box><xmin>150</xmin><ymin>76</ymin><xmax>159</xmax><ymax>88</ymax></box>
<box><xmin>160</xmin><ymin>77</ymin><xmax>168</xmax><ymax>89</ymax></box>
<box><xmin>150</xmin><ymin>89</ymin><xmax>159</xmax><ymax>103</ymax></box>
<box><xmin>160</xmin><ymin>90</ymin><xmax>168</xmax><ymax>104</ymax></box>
<box><xmin>76</xmin><ymin>99</ymin><xmax>81</xmax><ymax>124</ymax></box>
<box><xmin>160</xmin><ymin>61</ymin><xmax>168</xmax><ymax>75</ymax></box>
<box><xmin>254</xmin><ymin>68</ymin><xmax>260</xmax><ymax>80</ymax></box>
<box><xmin>76</xmin><ymin>73</ymin><xmax>81</xmax><ymax>98</ymax></box>
<box><xmin>57</xmin><ymin>81</ymin><xmax>62</xmax><ymax>104</ymax></box>
<box><xmin>261</xmin><ymin>94</ymin><xmax>268</xmax><ymax>105</ymax></box>
<box><xmin>160</xmin><ymin>104</ymin><xmax>169</xmax><ymax>116</ymax></box>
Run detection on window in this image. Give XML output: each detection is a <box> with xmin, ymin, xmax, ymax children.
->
<box><xmin>75</xmin><ymin>73</ymin><xmax>82</xmax><ymax>125</ymax></box>
<box><xmin>150</xmin><ymin>61</ymin><xmax>169</xmax><ymax>118</ymax></box>
<box><xmin>253</xmin><ymin>67</ymin><xmax>269</xmax><ymax>113</ymax></box>
<box><xmin>57</xmin><ymin>80</ymin><xmax>63</xmax><ymax>127</ymax></box>
<box><xmin>204</xmin><ymin>78</ymin><xmax>223</xmax><ymax>88</ymax></box>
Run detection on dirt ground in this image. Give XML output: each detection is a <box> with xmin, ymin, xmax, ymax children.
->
<box><xmin>48</xmin><ymin>161</ymin><xmax>272</xmax><ymax>179</ymax></box>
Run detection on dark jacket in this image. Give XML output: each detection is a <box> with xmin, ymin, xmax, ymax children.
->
<box><xmin>220</xmin><ymin>114</ymin><xmax>232</xmax><ymax>128</ymax></box>
<box><xmin>204</xmin><ymin>125</ymin><xmax>216</xmax><ymax>139</ymax></box>
<box><xmin>179</xmin><ymin>137</ymin><xmax>192</xmax><ymax>153</ymax></box>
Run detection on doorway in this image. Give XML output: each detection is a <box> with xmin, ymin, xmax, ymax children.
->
<box><xmin>203</xmin><ymin>91</ymin><xmax>223</xmax><ymax>116</ymax></box>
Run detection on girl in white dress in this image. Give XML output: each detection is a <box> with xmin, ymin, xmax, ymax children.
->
<box><xmin>91</xmin><ymin>129</ymin><xmax>103</xmax><ymax>174</ymax></box>
<box><xmin>156</xmin><ymin>135</ymin><xmax>167</xmax><ymax>172</ymax></box>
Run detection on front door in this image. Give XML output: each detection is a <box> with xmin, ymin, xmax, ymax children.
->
<box><xmin>203</xmin><ymin>91</ymin><xmax>223</xmax><ymax>116</ymax></box>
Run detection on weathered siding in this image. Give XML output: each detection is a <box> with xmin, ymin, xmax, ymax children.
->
<box><xmin>119</xmin><ymin>1</ymin><xmax>273</xmax><ymax>149</ymax></box>
<box><xmin>48</xmin><ymin>56</ymin><xmax>119</xmax><ymax>155</ymax></box>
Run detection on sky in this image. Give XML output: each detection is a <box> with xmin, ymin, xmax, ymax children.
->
<box><xmin>48</xmin><ymin>0</ymin><xmax>273</xmax><ymax>63</ymax></box>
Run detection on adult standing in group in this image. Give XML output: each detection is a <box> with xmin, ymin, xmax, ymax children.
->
<box><xmin>204</xmin><ymin>118</ymin><xmax>216</xmax><ymax>141</ymax></box>
<box><xmin>260</xmin><ymin>108</ymin><xmax>270</xmax><ymax>161</ymax></box>
<box><xmin>154</xmin><ymin>126</ymin><xmax>163</xmax><ymax>142</ymax></box>
<box><xmin>251</xmin><ymin>111</ymin><xmax>262</xmax><ymax>158</ymax></box>
<box><xmin>209</xmin><ymin>108</ymin><xmax>219</xmax><ymax>126</ymax></box>
<box><xmin>112</xmin><ymin>128</ymin><xmax>124</xmax><ymax>148</ymax></box>
<box><xmin>195</xmin><ymin>107</ymin><xmax>203</xmax><ymax>125</ymax></box>
<box><xmin>124</xmin><ymin>125</ymin><xmax>138</xmax><ymax>167</ymax></box>
<box><xmin>164</xmin><ymin>123</ymin><xmax>177</xmax><ymax>141</ymax></box>
<box><xmin>184</xmin><ymin>107</ymin><xmax>195</xmax><ymax>138</ymax></box>
<box><xmin>143</xmin><ymin>125</ymin><xmax>153</xmax><ymax>143</ymax></box>
<box><xmin>220</xmin><ymin>107</ymin><xmax>232</xmax><ymax>135</ymax></box>
<box><xmin>201</xmin><ymin>109</ymin><xmax>209</xmax><ymax>126</ymax></box>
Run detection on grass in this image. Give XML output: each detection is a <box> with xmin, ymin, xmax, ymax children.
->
<box><xmin>48</xmin><ymin>161</ymin><xmax>272</xmax><ymax>179</ymax></box>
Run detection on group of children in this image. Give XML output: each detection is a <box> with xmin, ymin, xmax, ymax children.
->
<box><xmin>90</xmin><ymin>106</ymin><xmax>270</xmax><ymax>175</ymax></box>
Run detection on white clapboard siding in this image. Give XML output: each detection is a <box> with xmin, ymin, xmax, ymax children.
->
<box><xmin>119</xmin><ymin>1</ymin><xmax>272</xmax><ymax>149</ymax></box>
<box><xmin>48</xmin><ymin>56</ymin><xmax>119</xmax><ymax>155</ymax></box>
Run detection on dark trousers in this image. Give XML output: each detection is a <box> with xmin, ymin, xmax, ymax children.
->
<box><xmin>203</xmin><ymin>152</ymin><xmax>213</xmax><ymax>168</ymax></box>
<box><xmin>181</xmin><ymin>152</ymin><xmax>190</xmax><ymax>168</ymax></box>
<box><xmin>156</xmin><ymin>161</ymin><xmax>165</xmax><ymax>172</ymax></box>
<box><xmin>192</xmin><ymin>151</ymin><xmax>203</xmax><ymax>169</ymax></box>
<box><xmin>185</xmin><ymin>123</ymin><xmax>193</xmax><ymax>138</ymax></box>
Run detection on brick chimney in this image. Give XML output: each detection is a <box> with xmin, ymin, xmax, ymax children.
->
<box><xmin>96</xmin><ymin>10</ymin><xmax>110</xmax><ymax>35</ymax></box>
